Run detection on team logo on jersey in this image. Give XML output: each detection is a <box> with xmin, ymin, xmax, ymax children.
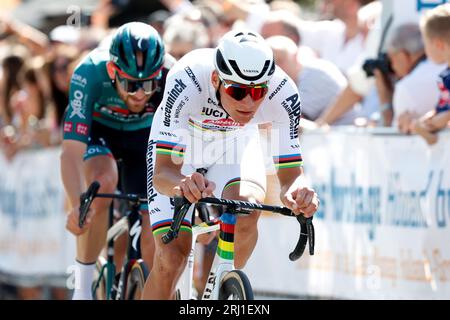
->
<box><xmin>69</xmin><ymin>90</ymin><xmax>86</xmax><ymax>119</ymax></box>
<box><xmin>281</xmin><ymin>93</ymin><xmax>301</xmax><ymax>139</ymax></box>
<box><xmin>203</xmin><ymin>118</ymin><xmax>242</xmax><ymax>127</ymax></box>
<box><xmin>76</xmin><ymin>123</ymin><xmax>88</xmax><ymax>136</ymax></box>
<box><xmin>174</xmin><ymin>98</ymin><xmax>188</xmax><ymax>119</ymax></box>
<box><xmin>184</xmin><ymin>67</ymin><xmax>201</xmax><ymax>92</ymax></box>
<box><xmin>201</xmin><ymin>107</ymin><xmax>229</xmax><ymax>119</ymax></box>
<box><xmin>71</xmin><ymin>74</ymin><xmax>87</xmax><ymax>88</ymax></box>
<box><xmin>269</xmin><ymin>78</ymin><xmax>287</xmax><ymax>100</ymax></box>
<box><xmin>207</xmin><ymin>98</ymin><xmax>219</xmax><ymax>107</ymax></box>
<box><xmin>63</xmin><ymin>122</ymin><xmax>73</xmax><ymax>133</ymax></box>
<box><xmin>164</xmin><ymin>79</ymin><xmax>187</xmax><ymax>127</ymax></box>
<box><xmin>146</xmin><ymin>139</ymin><xmax>158</xmax><ymax>204</ymax></box>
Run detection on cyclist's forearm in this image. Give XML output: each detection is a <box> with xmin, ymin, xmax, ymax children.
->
<box><xmin>60</xmin><ymin>148</ymin><xmax>86</xmax><ymax>208</ymax></box>
<box><xmin>153</xmin><ymin>169</ymin><xmax>185</xmax><ymax>197</ymax></box>
<box><xmin>277</xmin><ymin>167</ymin><xmax>307</xmax><ymax>195</ymax></box>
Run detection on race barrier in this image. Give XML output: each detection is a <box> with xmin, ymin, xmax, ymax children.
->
<box><xmin>1</xmin><ymin>129</ymin><xmax>449</xmax><ymax>298</ymax></box>
<box><xmin>0</xmin><ymin>147</ymin><xmax>75</xmax><ymax>286</ymax></box>
<box><xmin>245</xmin><ymin>128</ymin><xmax>450</xmax><ymax>299</ymax></box>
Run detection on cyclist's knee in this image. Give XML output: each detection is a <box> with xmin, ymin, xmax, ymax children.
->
<box><xmin>89</xmin><ymin>174</ymin><xmax>118</xmax><ymax>212</ymax></box>
<box><xmin>84</xmin><ymin>156</ymin><xmax>118</xmax><ymax>193</ymax></box>
<box><xmin>236</xmin><ymin>211</ymin><xmax>260</xmax><ymax>233</ymax></box>
<box><xmin>222</xmin><ymin>180</ymin><xmax>265</xmax><ymax>204</ymax></box>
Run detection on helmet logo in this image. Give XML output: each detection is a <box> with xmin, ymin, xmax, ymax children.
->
<box><xmin>137</xmin><ymin>38</ymin><xmax>144</xmax><ymax>50</ymax></box>
<box><xmin>239</xmin><ymin>36</ymin><xmax>257</xmax><ymax>43</ymax></box>
<box><xmin>243</xmin><ymin>69</ymin><xmax>258</xmax><ymax>73</ymax></box>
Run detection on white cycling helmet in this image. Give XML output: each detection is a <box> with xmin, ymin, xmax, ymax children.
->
<box><xmin>214</xmin><ymin>30</ymin><xmax>275</xmax><ymax>86</ymax></box>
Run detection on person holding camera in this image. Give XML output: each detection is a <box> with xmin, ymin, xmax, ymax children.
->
<box><xmin>372</xmin><ymin>23</ymin><xmax>444</xmax><ymax>128</ymax></box>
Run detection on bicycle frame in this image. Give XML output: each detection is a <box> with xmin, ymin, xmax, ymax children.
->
<box><xmin>176</xmin><ymin>210</ymin><xmax>244</xmax><ymax>300</ymax></box>
<box><xmin>80</xmin><ymin>183</ymin><xmax>146</xmax><ymax>300</ymax></box>
<box><xmin>165</xmin><ymin>196</ymin><xmax>315</xmax><ymax>300</ymax></box>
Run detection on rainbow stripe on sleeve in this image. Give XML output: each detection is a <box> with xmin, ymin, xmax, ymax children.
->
<box><xmin>152</xmin><ymin>218</ymin><xmax>192</xmax><ymax>236</ymax></box>
<box><xmin>273</xmin><ymin>154</ymin><xmax>303</xmax><ymax>169</ymax></box>
<box><xmin>156</xmin><ymin>141</ymin><xmax>186</xmax><ymax>158</ymax></box>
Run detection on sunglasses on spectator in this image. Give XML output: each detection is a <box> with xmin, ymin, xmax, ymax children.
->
<box><xmin>110</xmin><ymin>63</ymin><xmax>162</xmax><ymax>96</ymax></box>
<box><xmin>219</xmin><ymin>77</ymin><xmax>268</xmax><ymax>101</ymax></box>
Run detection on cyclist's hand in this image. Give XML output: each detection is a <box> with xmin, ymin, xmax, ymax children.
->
<box><xmin>66</xmin><ymin>205</ymin><xmax>94</xmax><ymax>236</ymax></box>
<box><xmin>282</xmin><ymin>187</ymin><xmax>319</xmax><ymax>218</ymax></box>
<box><xmin>176</xmin><ymin>172</ymin><xmax>216</xmax><ymax>203</ymax></box>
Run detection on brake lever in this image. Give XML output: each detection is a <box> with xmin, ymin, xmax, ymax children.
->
<box><xmin>289</xmin><ymin>215</ymin><xmax>314</xmax><ymax>261</ymax></box>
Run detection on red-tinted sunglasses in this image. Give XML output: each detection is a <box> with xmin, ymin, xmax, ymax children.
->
<box><xmin>220</xmin><ymin>77</ymin><xmax>268</xmax><ymax>101</ymax></box>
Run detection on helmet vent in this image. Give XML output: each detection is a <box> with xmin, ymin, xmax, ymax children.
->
<box><xmin>138</xmin><ymin>49</ymin><xmax>148</xmax><ymax>72</ymax></box>
<box><xmin>268</xmin><ymin>60</ymin><xmax>275</xmax><ymax>76</ymax></box>
<box><xmin>118</xmin><ymin>41</ymin><xmax>129</xmax><ymax>68</ymax></box>
<box><xmin>216</xmin><ymin>50</ymin><xmax>232</xmax><ymax>75</ymax></box>
<box><xmin>152</xmin><ymin>44</ymin><xmax>161</xmax><ymax>67</ymax></box>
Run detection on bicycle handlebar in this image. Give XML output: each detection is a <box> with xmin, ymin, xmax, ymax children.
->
<box><xmin>78</xmin><ymin>181</ymin><xmax>147</xmax><ymax>228</ymax></box>
<box><xmin>162</xmin><ymin>196</ymin><xmax>315</xmax><ymax>261</ymax></box>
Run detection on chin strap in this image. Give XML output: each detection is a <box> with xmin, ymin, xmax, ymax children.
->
<box><xmin>215</xmin><ymin>81</ymin><xmax>223</xmax><ymax>108</ymax></box>
<box><xmin>215</xmin><ymin>82</ymin><xmax>231</xmax><ymax>119</ymax></box>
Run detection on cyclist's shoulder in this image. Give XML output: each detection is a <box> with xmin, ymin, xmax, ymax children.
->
<box><xmin>73</xmin><ymin>48</ymin><xmax>108</xmax><ymax>78</ymax></box>
<box><xmin>163</xmin><ymin>48</ymin><xmax>214</xmax><ymax>101</ymax></box>
<box><xmin>265</xmin><ymin>66</ymin><xmax>299</xmax><ymax>103</ymax></box>
<box><xmin>168</xmin><ymin>48</ymin><xmax>215</xmax><ymax>77</ymax></box>
<box><xmin>162</xmin><ymin>53</ymin><xmax>176</xmax><ymax>70</ymax></box>
<box><xmin>70</xmin><ymin>48</ymin><xmax>109</xmax><ymax>91</ymax></box>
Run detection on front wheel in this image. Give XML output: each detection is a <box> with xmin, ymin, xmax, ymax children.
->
<box><xmin>124</xmin><ymin>259</ymin><xmax>149</xmax><ymax>300</ymax></box>
<box><xmin>218</xmin><ymin>270</ymin><xmax>254</xmax><ymax>300</ymax></box>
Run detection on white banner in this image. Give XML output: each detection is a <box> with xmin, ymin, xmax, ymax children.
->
<box><xmin>244</xmin><ymin>130</ymin><xmax>450</xmax><ymax>299</ymax></box>
<box><xmin>391</xmin><ymin>0</ymin><xmax>449</xmax><ymax>27</ymax></box>
<box><xmin>0</xmin><ymin>148</ymin><xmax>75</xmax><ymax>284</ymax></box>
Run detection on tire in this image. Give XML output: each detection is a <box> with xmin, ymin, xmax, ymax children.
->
<box><xmin>124</xmin><ymin>259</ymin><xmax>149</xmax><ymax>300</ymax></box>
<box><xmin>218</xmin><ymin>270</ymin><xmax>254</xmax><ymax>300</ymax></box>
<box><xmin>92</xmin><ymin>257</ymin><xmax>107</xmax><ymax>300</ymax></box>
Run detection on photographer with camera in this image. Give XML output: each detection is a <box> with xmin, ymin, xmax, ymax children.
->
<box><xmin>372</xmin><ymin>23</ymin><xmax>444</xmax><ymax>129</ymax></box>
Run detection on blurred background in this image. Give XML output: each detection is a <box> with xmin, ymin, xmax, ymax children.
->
<box><xmin>0</xmin><ymin>0</ymin><xmax>449</xmax><ymax>300</ymax></box>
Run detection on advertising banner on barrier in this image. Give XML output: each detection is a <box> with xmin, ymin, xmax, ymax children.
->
<box><xmin>0</xmin><ymin>148</ymin><xmax>75</xmax><ymax>284</ymax></box>
<box><xmin>244</xmin><ymin>130</ymin><xmax>450</xmax><ymax>299</ymax></box>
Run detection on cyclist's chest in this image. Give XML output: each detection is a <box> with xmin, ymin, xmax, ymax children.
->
<box><xmin>189</xmin><ymin>99</ymin><xmax>244</xmax><ymax>134</ymax></box>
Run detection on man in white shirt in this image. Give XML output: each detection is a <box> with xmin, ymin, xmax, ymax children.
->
<box><xmin>373</xmin><ymin>23</ymin><xmax>444</xmax><ymax>130</ymax></box>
